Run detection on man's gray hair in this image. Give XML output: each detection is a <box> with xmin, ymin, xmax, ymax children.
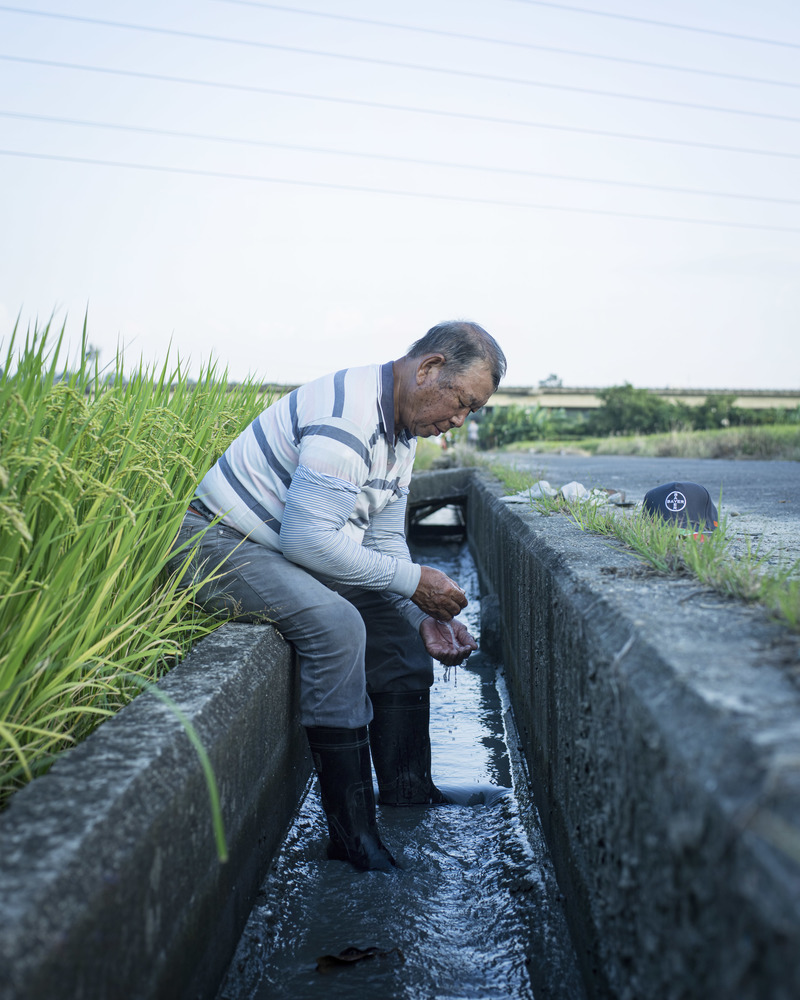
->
<box><xmin>407</xmin><ymin>320</ymin><xmax>507</xmax><ymax>390</ymax></box>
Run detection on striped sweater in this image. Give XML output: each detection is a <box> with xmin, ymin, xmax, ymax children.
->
<box><xmin>197</xmin><ymin>361</ymin><xmax>425</xmax><ymax>624</ymax></box>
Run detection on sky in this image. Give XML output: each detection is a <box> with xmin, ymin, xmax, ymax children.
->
<box><xmin>0</xmin><ymin>0</ymin><xmax>798</xmax><ymax>390</ymax></box>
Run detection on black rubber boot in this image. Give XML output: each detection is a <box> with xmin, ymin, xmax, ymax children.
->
<box><xmin>305</xmin><ymin>725</ymin><xmax>396</xmax><ymax>872</ymax></box>
<box><xmin>368</xmin><ymin>690</ymin><xmax>451</xmax><ymax>806</ymax></box>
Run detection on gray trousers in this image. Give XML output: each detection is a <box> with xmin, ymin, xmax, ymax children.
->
<box><xmin>166</xmin><ymin>511</ymin><xmax>433</xmax><ymax>728</ymax></box>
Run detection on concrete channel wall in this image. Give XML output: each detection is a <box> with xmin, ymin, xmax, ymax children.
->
<box><xmin>1</xmin><ymin>467</ymin><xmax>799</xmax><ymax>1000</ymax></box>
<box><xmin>0</xmin><ymin>625</ymin><xmax>310</xmax><ymax>1000</ymax></box>
<box><xmin>462</xmin><ymin>469</ymin><xmax>800</xmax><ymax>1000</ymax></box>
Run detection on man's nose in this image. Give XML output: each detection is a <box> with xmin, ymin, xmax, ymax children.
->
<box><xmin>450</xmin><ymin>411</ymin><xmax>467</xmax><ymax>428</ymax></box>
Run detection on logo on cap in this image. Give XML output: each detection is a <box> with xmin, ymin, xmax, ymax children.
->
<box><xmin>665</xmin><ymin>491</ymin><xmax>687</xmax><ymax>512</ymax></box>
<box><xmin>643</xmin><ymin>481</ymin><xmax>719</xmax><ymax>537</ymax></box>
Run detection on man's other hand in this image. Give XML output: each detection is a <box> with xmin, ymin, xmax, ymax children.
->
<box><xmin>420</xmin><ymin>617</ymin><xmax>478</xmax><ymax>666</ymax></box>
<box><xmin>411</xmin><ymin>566</ymin><xmax>468</xmax><ymax>621</ymax></box>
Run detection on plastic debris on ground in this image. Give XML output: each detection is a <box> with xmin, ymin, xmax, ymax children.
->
<box><xmin>500</xmin><ymin>480</ymin><xmax>628</xmax><ymax>506</ymax></box>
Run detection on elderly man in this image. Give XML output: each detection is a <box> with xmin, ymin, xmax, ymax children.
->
<box><xmin>168</xmin><ymin>320</ymin><xmax>506</xmax><ymax>871</ymax></box>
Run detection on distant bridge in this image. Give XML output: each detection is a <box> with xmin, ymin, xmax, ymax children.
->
<box><xmin>260</xmin><ymin>382</ymin><xmax>800</xmax><ymax>415</ymax></box>
<box><xmin>487</xmin><ymin>385</ymin><xmax>800</xmax><ymax>415</ymax></box>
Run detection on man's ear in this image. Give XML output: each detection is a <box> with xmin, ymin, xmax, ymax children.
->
<box><xmin>416</xmin><ymin>353</ymin><xmax>446</xmax><ymax>384</ymax></box>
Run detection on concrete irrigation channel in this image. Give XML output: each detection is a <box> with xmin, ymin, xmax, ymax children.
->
<box><xmin>1</xmin><ymin>467</ymin><xmax>799</xmax><ymax>999</ymax></box>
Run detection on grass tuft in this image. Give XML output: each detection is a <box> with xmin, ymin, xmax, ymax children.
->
<box><xmin>491</xmin><ymin>465</ymin><xmax>800</xmax><ymax>633</ymax></box>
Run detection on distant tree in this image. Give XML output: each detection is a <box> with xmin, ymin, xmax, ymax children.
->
<box><xmin>691</xmin><ymin>394</ymin><xmax>743</xmax><ymax>430</ymax></box>
<box><xmin>589</xmin><ymin>387</ymin><xmax>800</xmax><ymax>436</ymax></box>
<box><xmin>589</xmin><ymin>383</ymin><xmax>676</xmax><ymax>436</ymax></box>
<box><xmin>54</xmin><ymin>343</ymin><xmax>101</xmax><ymax>384</ymax></box>
<box><xmin>478</xmin><ymin>404</ymin><xmax>552</xmax><ymax>449</ymax></box>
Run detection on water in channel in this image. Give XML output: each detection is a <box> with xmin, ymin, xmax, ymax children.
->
<box><xmin>216</xmin><ymin>533</ymin><xmax>586</xmax><ymax>1000</ymax></box>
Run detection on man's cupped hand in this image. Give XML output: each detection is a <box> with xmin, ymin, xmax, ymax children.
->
<box><xmin>420</xmin><ymin>616</ymin><xmax>478</xmax><ymax>666</ymax></box>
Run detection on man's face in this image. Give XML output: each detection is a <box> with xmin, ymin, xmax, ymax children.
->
<box><xmin>404</xmin><ymin>359</ymin><xmax>495</xmax><ymax>438</ymax></box>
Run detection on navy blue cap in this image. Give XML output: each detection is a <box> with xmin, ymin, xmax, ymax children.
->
<box><xmin>642</xmin><ymin>482</ymin><xmax>719</xmax><ymax>534</ymax></box>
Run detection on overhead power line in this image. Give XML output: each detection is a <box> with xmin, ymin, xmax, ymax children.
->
<box><xmin>3</xmin><ymin>54</ymin><xmax>800</xmax><ymax>162</ymax></box>
<box><xmin>3</xmin><ymin>109</ymin><xmax>798</xmax><ymax>208</ymax></box>
<box><xmin>505</xmin><ymin>0</ymin><xmax>800</xmax><ymax>50</ymax></box>
<box><xmin>1</xmin><ymin>7</ymin><xmax>797</xmax><ymax>124</ymax></box>
<box><xmin>2</xmin><ymin>148</ymin><xmax>798</xmax><ymax>233</ymax></box>
<box><xmin>215</xmin><ymin>1</ymin><xmax>800</xmax><ymax>90</ymax></box>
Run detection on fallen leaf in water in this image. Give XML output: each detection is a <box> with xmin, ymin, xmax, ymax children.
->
<box><xmin>317</xmin><ymin>946</ymin><xmax>379</xmax><ymax>968</ymax></box>
<box><xmin>316</xmin><ymin>945</ymin><xmax>404</xmax><ymax>972</ymax></box>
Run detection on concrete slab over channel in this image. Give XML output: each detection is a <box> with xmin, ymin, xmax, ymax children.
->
<box><xmin>461</xmin><ymin>469</ymin><xmax>800</xmax><ymax>1000</ymax></box>
<box><xmin>0</xmin><ymin>625</ymin><xmax>310</xmax><ymax>1000</ymax></box>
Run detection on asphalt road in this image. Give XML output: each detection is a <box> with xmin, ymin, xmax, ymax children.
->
<box><xmin>489</xmin><ymin>452</ymin><xmax>800</xmax><ymax>570</ymax></box>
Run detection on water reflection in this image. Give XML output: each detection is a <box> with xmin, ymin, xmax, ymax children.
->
<box><xmin>217</xmin><ymin>539</ymin><xmax>585</xmax><ymax>1000</ymax></box>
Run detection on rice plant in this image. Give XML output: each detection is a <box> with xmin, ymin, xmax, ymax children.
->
<box><xmin>0</xmin><ymin>320</ymin><xmax>268</xmax><ymax>807</ymax></box>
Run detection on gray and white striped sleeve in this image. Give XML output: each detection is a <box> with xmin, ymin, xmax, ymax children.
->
<box><xmin>280</xmin><ymin>466</ymin><xmax>421</xmax><ymax>596</ymax></box>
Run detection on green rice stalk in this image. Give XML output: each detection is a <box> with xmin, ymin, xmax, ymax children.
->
<box><xmin>0</xmin><ymin>319</ymin><xmax>271</xmax><ymax>805</ymax></box>
<box><xmin>131</xmin><ymin>680</ymin><xmax>229</xmax><ymax>863</ymax></box>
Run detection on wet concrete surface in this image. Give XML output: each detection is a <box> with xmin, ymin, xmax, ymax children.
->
<box><xmin>467</xmin><ymin>469</ymin><xmax>800</xmax><ymax>999</ymax></box>
<box><xmin>216</xmin><ymin>539</ymin><xmax>586</xmax><ymax>1000</ymax></box>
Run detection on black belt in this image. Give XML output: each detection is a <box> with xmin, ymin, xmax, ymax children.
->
<box><xmin>187</xmin><ymin>497</ymin><xmax>215</xmax><ymax>520</ymax></box>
